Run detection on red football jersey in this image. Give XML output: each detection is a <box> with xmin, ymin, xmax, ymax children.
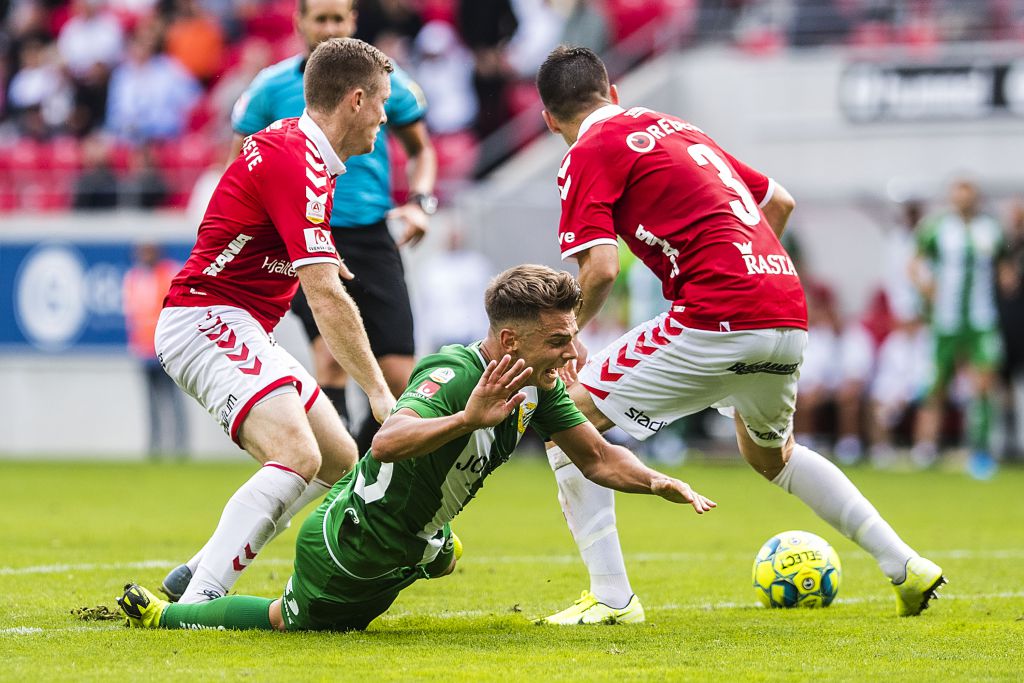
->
<box><xmin>165</xmin><ymin>114</ymin><xmax>342</xmax><ymax>331</ymax></box>
<box><xmin>557</xmin><ymin>105</ymin><xmax>807</xmax><ymax>332</ymax></box>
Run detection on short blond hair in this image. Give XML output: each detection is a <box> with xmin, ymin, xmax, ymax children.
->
<box><xmin>304</xmin><ymin>37</ymin><xmax>393</xmax><ymax>113</ymax></box>
<box><xmin>484</xmin><ymin>265</ymin><xmax>582</xmax><ymax>327</ymax></box>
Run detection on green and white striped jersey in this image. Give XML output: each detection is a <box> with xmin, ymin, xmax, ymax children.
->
<box><xmin>322</xmin><ymin>342</ymin><xmax>587</xmax><ymax>577</ymax></box>
<box><xmin>916</xmin><ymin>211</ymin><xmax>1006</xmax><ymax>333</ymax></box>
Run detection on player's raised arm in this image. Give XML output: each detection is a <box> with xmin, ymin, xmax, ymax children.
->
<box><xmin>297</xmin><ymin>262</ymin><xmax>394</xmax><ymax>424</ymax></box>
<box><xmin>372</xmin><ymin>355</ymin><xmax>532</xmax><ymax>462</ymax></box>
<box><xmin>550</xmin><ymin>421</ymin><xmax>716</xmax><ymax>514</ymax></box>
<box><xmin>573</xmin><ymin>243</ymin><xmax>620</xmax><ymax>332</ymax></box>
<box><xmin>761</xmin><ymin>182</ymin><xmax>796</xmax><ymax>239</ymax></box>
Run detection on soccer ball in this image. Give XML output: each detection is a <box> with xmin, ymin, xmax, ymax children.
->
<box><xmin>752</xmin><ymin>530</ymin><xmax>841</xmax><ymax>608</ymax></box>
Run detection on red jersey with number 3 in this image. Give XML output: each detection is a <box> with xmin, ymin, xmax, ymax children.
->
<box><xmin>164</xmin><ymin>114</ymin><xmax>343</xmax><ymax>331</ymax></box>
<box><xmin>557</xmin><ymin>105</ymin><xmax>807</xmax><ymax>331</ymax></box>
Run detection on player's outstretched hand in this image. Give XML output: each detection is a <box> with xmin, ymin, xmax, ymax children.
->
<box><xmin>387</xmin><ymin>205</ymin><xmax>429</xmax><ymax>248</ymax></box>
<box><xmin>651</xmin><ymin>476</ymin><xmax>717</xmax><ymax>514</ymax></box>
<box><xmin>464</xmin><ymin>354</ymin><xmax>533</xmax><ymax>429</ymax></box>
<box><xmin>558</xmin><ymin>338</ymin><xmax>588</xmax><ymax>386</ymax></box>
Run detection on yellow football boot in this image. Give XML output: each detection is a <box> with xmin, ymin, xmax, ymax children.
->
<box><xmin>893</xmin><ymin>557</ymin><xmax>946</xmax><ymax>617</ymax></box>
<box><xmin>538</xmin><ymin>590</ymin><xmax>645</xmax><ymax>625</ymax></box>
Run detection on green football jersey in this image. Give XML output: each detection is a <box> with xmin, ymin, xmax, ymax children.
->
<box><xmin>321</xmin><ymin>342</ymin><xmax>587</xmax><ymax>578</ymax></box>
<box><xmin>916</xmin><ymin>211</ymin><xmax>1006</xmax><ymax>333</ymax></box>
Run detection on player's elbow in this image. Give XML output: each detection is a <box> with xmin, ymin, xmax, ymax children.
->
<box><xmin>774</xmin><ymin>184</ymin><xmax>796</xmax><ymax>217</ymax></box>
<box><xmin>370</xmin><ymin>428</ymin><xmax>400</xmax><ymax>463</ymax></box>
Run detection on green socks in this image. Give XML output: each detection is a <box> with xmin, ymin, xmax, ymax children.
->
<box><xmin>968</xmin><ymin>394</ymin><xmax>993</xmax><ymax>452</ymax></box>
<box><xmin>161</xmin><ymin>596</ymin><xmax>275</xmax><ymax>630</ymax></box>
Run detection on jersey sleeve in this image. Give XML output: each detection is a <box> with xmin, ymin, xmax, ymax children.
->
<box><xmin>557</xmin><ymin>139</ymin><xmax>625</xmax><ymax>260</ymax></box>
<box><xmin>231</xmin><ymin>69</ymin><xmax>276</xmax><ymax>136</ymax></box>
<box><xmin>256</xmin><ymin>141</ymin><xmax>340</xmax><ymax>269</ymax></box>
<box><xmin>720</xmin><ymin>148</ymin><xmax>774</xmax><ymax>208</ymax></box>
<box><xmin>393</xmin><ymin>353</ymin><xmax>477</xmax><ymax>420</ymax></box>
<box><xmin>529</xmin><ymin>380</ymin><xmax>588</xmax><ymax>440</ymax></box>
<box><xmin>385</xmin><ymin>66</ymin><xmax>427</xmax><ymax>128</ymax></box>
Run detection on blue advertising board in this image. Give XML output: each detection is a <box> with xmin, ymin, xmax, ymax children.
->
<box><xmin>0</xmin><ymin>241</ymin><xmax>192</xmax><ymax>352</ymax></box>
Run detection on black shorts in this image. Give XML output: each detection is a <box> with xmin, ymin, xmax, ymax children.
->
<box><xmin>291</xmin><ymin>219</ymin><xmax>415</xmax><ymax>357</ymax></box>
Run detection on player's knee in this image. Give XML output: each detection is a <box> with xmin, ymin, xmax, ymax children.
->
<box><xmin>275</xmin><ymin>443</ymin><xmax>322</xmax><ymax>481</ymax></box>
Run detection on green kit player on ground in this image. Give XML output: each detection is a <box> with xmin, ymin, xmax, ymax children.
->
<box><xmin>117</xmin><ymin>265</ymin><xmax>716</xmax><ymax>632</ymax></box>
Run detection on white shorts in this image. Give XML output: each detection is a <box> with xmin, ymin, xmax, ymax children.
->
<box><xmin>578</xmin><ymin>311</ymin><xmax>807</xmax><ymax>447</ymax></box>
<box><xmin>155</xmin><ymin>305</ymin><xmax>320</xmax><ymax>445</ymax></box>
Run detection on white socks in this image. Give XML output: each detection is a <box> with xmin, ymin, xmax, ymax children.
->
<box><xmin>548</xmin><ymin>446</ymin><xmax>634</xmax><ymax>609</ymax></box>
<box><xmin>182</xmin><ymin>477</ymin><xmax>331</xmax><ymax>576</ymax></box>
<box><xmin>772</xmin><ymin>443</ymin><xmax>916</xmax><ymax>582</ymax></box>
<box><xmin>179</xmin><ymin>462</ymin><xmax>307</xmax><ymax>604</ymax></box>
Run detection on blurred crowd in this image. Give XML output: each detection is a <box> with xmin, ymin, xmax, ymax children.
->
<box><xmin>2</xmin><ymin>0</ymin><xmax>1022</xmax><ymax>211</ymax></box>
<box><xmin>584</xmin><ymin>179</ymin><xmax>1024</xmax><ymax>475</ymax></box>
<box><xmin>785</xmin><ymin>180</ymin><xmax>1024</xmax><ymax>476</ymax></box>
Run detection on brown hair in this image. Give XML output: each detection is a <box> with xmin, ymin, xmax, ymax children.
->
<box><xmin>536</xmin><ymin>45</ymin><xmax>610</xmax><ymax>121</ymax></box>
<box><xmin>304</xmin><ymin>37</ymin><xmax>392</xmax><ymax>113</ymax></box>
<box><xmin>485</xmin><ymin>264</ymin><xmax>582</xmax><ymax>328</ymax></box>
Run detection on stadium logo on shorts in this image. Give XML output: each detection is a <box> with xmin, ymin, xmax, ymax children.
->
<box><xmin>625</xmin><ymin>407</ymin><xmax>667</xmax><ymax>433</ymax></box>
<box><xmin>728</xmin><ymin>361</ymin><xmax>799</xmax><ymax>375</ymax></box>
<box><xmin>751</xmin><ymin>427</ymin><xmax>782</xmax><ymax>441</ymax></box>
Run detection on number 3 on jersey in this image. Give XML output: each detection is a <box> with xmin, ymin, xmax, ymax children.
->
<box><xmin>687</xmin><ymin>144</ymin><xmax>760</xmax><ymax>226</ymax></box>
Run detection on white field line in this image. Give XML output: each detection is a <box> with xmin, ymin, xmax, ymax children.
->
<box><xmin>2</xmin><ymin>548</ymin><xmax>1024</xmax><ymax>577</ymax></box>
<box><xmin>4</xmin><ymin>590</ymin><xmax>1022</xmax><ymax>636</ymax></box>
<box><xmin>383</xmin><ymin>589</ymin><xmax>1024</xmax><ymax>620</ymax></box>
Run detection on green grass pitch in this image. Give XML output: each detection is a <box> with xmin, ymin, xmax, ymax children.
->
<box><xmin>2</xmin><ymin>457</ymin><xmax>1022</xmax><ymax>681</ymax></box>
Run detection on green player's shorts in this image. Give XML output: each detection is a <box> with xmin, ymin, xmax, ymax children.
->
<box><xmin>280</xmin><ymin>484</ymin><xmax>455</xmax><ymax>632</ymax></box>
<box><xmin>930</xmin><ymin>328</ymin><xmax>1003</xmax><ymax>393</ymax></box>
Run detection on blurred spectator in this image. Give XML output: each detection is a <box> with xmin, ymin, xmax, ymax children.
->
<box><xmin>997</xmin><ymin>199</ymin><xmax>1024</xmax><ymax>463</ymax></box>
<box><xmin>505</xmin><ymin>0</ymin><xmax>564</xmax><ymax>78</ymax></box>
<box><xmin>67</xmin><ymin>61</ymin><xmax>112</xmax><ymax>136</ymax></box>
<box><xmin>794</xmin><ymin>283</ymin><xmax>841</xmax><ymax>451</ymax></box>
<box><xmin>884</xmin><ymin>199</ymin><xmax>926</xmax><ymax>324</ymax></box>
<box><xmin>163</xmin><ymin>0</ymin><xmax>226</xmax><ymax>85</ymax></box>
<box><xmin>203</xmin><ymin>37</ymin><xmax>272</xmax><ymax>142</ymax></box>
<box><xmin>355</xmin><ymin>0</ymin><xmax>424</xmax><ymax>60</ymax></box>
<box><xmin>72</xmin><ymin>133</ymin><xmax>118</xmax><ymax>208</ymax></box>
<box><xmin>57</xmin><ymin>0</ymin><xmax>125</xmax><ymax>79</ymax></box>
<box><xmin>120</xmin><ymin>142</ymin><xmax>168</xmax><ymax>207</ymax></box>
<box><xmin>557</xmin><ymin>0</ymin><xmax>611</xmax><ymax>54</ymax></box>
<box><xmin>123</xmin><ymin>242</ymin><xmax>188</xmax><ymax>458</ymax></box>
<box><xmin>105</xmin><ymin>25</ymin><xmax>201</xmax><ymax>142</ymax></box>
<box><xmin>867</xmin><ymin>316</ymin><xmax>934</xmax><ymax>467</ymax></box>
<box><xmin>411</xmin><ymin>20</ymin><xmax>477</xmax><ymax>134</ymax></box>
<box><xmin>6</xmin><ymin>37</ymin><xmax>72</xmax><ymax>137</ymax></box>
<box><xmin>910</xmin><ymin>179</ymin><xmax>1007</xmax><ymax>477</ymax></box>
<box><xmin>414</xmin><ymin>226</ymin><xmax>493</xmax><ymax>350</ymax></box>
<box><xmin>458</xmin><ymin>0</ymin><xmax>517</xmax><ymax>139</ymax></box>
<box><xmin>794</xmin><ymin>282</ymin><xmax>874</xmax><ymax>462</ymax></box>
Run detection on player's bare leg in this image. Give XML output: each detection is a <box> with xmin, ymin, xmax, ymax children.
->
<box><xmin>735</xmin><ymin>412</ymin><xmax>945</xmax><ymax>615</ymax></box>
<box><xmin>312</xmin><ymin>336</ymin><xmax>351</xmax><ymax>428</ymax></box>
<box><xmin>542</xmin><ymin>384</ymin><xmax>643</xmax><ymax>624</ymax></box>
<box><xmin>165</xmin><ymin>392</ymin><xmax>355</xmax><ymax>602</ymax></box>
<box><xmin>177</xmin><ymin>393</ymin><xmax>319</xmax><ymax>603</ymax></box>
